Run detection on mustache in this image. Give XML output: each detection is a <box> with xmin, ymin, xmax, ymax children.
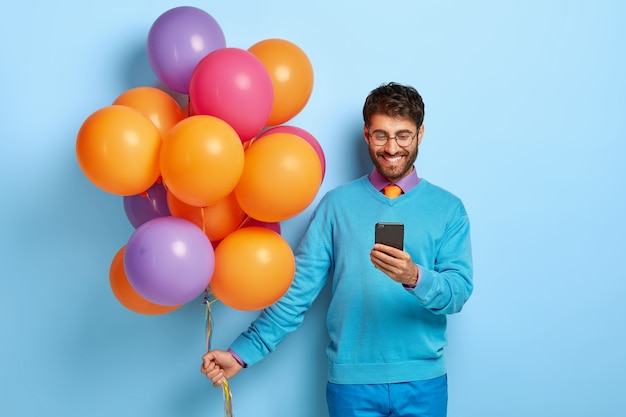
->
<box><xmin>376</xmin><ymin>149</ymin><xmax>409</xmax><ymax>157</ymax></box>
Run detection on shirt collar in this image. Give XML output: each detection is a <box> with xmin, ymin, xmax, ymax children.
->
<box><xmin>368</xmin><ymin>166</ymin><xmax>421</xmax><ymax>193</ymax></box>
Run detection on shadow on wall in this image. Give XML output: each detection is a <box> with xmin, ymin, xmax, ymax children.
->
<box><xmin>119</xmin><ymin>39</ymin><xmax>158</xmax><ymax>92</ymax></box>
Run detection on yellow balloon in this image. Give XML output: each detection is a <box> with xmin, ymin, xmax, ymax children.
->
<box><xmin>76</xmin><ymin>105</ymin><xmax>161</xmax><ymax>196</ymax></box>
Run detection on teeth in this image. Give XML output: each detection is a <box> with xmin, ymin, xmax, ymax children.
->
<box><xmin>386</xmin><ymin>156</ymin><xmax>402</xmax><ymax>162</ymax></box>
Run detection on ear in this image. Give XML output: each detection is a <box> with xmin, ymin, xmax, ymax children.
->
<box><xmin>363</xmin><ymin>124</ymin><xmax>370</xmax><ymax>143</ymax></box>
<box><xmin>416</xmin><ymin>124</ymin><xmax>425</xmax><ymax>145</ymax></box>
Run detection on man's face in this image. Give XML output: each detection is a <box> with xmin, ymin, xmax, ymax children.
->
<box><xmin>364</xmin><ymin>113</ymin><xmax>424</xmax><ymax>183</ymax></box>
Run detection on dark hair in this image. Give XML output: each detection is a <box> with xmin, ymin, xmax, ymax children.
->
<box><xmin>362</xmin><ymin>82</ymin><xmax>425</xmax><ymax>128</ymax></box>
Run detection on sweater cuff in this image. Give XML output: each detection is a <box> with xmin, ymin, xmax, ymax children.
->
<box><xmin>402</xmin><ymin>265</ymin><xmax>421</xmax><ymax>290</ymax></box>
<box><xmin>227</xmin><ymin>348</ymin><xmax>247</xmax><ymax>368</ymax></box>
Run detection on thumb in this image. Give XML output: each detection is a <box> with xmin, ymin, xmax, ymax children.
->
<box><xmin>202</xmin><ymin>351</ymin><xmax>216</xmax><ymax>367</ymax></box>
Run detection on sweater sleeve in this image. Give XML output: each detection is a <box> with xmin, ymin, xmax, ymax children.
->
<box><xmin>229</xmin><ymin>209</ymin><xmax>332</xmax><ymax>366</ymax></box>
<box><xmin>411</xmin><ymin>203</ymin><xmax>473</xmax><ymax>314</ymax></box>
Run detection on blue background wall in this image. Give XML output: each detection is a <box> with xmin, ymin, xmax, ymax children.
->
<box><xmin>2</xmin><ymin>1</ymin><xmax>625</xmax><ymax>416</ymax></box>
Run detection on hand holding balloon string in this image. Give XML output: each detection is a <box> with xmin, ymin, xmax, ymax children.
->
<box><xmin>203</xmin><ymin>292</ymin><xmax>234</xmax><ymax>416</ymax></box>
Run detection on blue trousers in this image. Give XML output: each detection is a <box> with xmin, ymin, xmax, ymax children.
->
<box><xmin>326</xmin><ymin>375</ymin><xmax>448</xmax><ymax>417</ymax></box>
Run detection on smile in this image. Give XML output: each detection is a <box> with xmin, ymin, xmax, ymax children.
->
<box><xmin>383</xmin><ymin>155</ymin><xmax>403</xmax><ymax>163</ymax></box>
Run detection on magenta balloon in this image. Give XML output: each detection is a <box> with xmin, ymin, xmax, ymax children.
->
<box><xmin>123</xmin><ymin>181</ymin><xmax>171</xmax><ymax>228</ymax></box>
<box><xmin>258</xmin><ymin>125</ymin><xmax>326</xmax><ymax>179</ymax></box>
<box><xmin>147</xmin><ymin>6</ymin><xmax>226</xmax><ymax>94</ymax></box>
<box><xmin>124</xmin><ymin>217</ymin><xmax>214</xmax><ymax>306</ymax></box>
<box><xmin>189</xmin><ymin>48</ymin><xmax>273</xmax><ymax>142</ymax></box>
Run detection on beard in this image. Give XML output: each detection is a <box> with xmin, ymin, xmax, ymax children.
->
<box><xmin>369</xmin><ymin>145</ymin><xmax>418</xmax><ymax>183</ymax></box>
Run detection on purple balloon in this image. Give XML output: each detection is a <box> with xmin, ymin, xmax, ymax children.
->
<box><xmin>123</xmin><ymin>181</ymin><xmax>171</xmax><ymax>228</ymax></box>
<box><xmin>258</xmin><ymin>125</ymin><xmax>326</xmax><ymax>179</ymax></box>
<box><xmin>147</xmin><ymin>6</ymin><xmax>226</xmax><ymax>94</ymax></box>
<box><xmin>124</xmin><ymin>217</ymin><xmax>214</xmax><ymax>306</ymax></box>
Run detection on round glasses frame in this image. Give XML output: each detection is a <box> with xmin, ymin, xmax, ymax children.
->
<box><xmin>368</xmin><ymin>129</ymin><xmax>417</xmax><ymax>147</ymax></box>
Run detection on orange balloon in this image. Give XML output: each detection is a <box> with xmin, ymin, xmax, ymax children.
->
<box><xmin>167</xmin><ymin>190</ymin><xmax>246</xmax><ymax>242</ymax></box>
<box><xmin>248</xmin><ymin>39</ymin><xmax>314</xmax><ymax>126</ymax></box>
<box><xmin>210</xmin><ymin>227</ymin><xmax>295</xmax><ymax>311</ymax></box>
<box><xmin>235</xmin><ymin>133</ymin><xmax>322</xmax><ymax>222</ymax></box>
<box><xmin>109</xmin><ymin>246</ymin><xmax>181</xmax><ymax>315</ymax></box>
<box><xmin>76</xmin><ymin>105</ymin><xmax>161</xmax><ymax>196</ymax></box>
<box><xmin>160</xmin><ymin>115</ymin><xmax>245</xmax><ymax>207</ymax></box>
<box><xmin>113</xmin><ymin>86</ymin><xmax>185</xmax><ymax>138</ymax></box>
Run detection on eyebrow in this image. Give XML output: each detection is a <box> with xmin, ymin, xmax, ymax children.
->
<box><xmin>371</xmin><ymin>128</ymin><xmax>414</xmax><ymax>135</ymax></box>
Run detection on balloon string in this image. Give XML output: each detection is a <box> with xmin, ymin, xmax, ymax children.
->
<box><xmin>204</xmin><ymin>292</ymin><xmax>214</xmax><ymax>352</ymax></box>
<box><xmin>201</xmin><ymin>207</ymin><xmax>206</xmax><ymax>234</ymax></box>
<box><xmin>243</xmin><ymin>137</ymin><xmax>256</xmax><ymax>150</ymax></box>
<box><xmin>141</xmin><ymin>190</ymin><xmax>167</xmax><ymax>217</ymax></box>
<box><xmin>236</xmin><ymin>215</ymin><xmax>251</xmax><ymax>230</ymax></box>
<box><xmin>141</xmin><ymin>177</ymin><xmax>166</xmax><ymax>216</ymax></box>
<box><xmin>204</xmin><ymin>292</ymin><xmax>234</xmax><ymax>417</ymax></box>
<box><xmin>221</xmin><ymin>380</ymin><xmax>234</xmax><ymax>417</ymax></box>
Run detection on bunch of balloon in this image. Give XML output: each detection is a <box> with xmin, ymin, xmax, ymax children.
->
<box><xmin>75</xmin><ymin>5</ymin><xmax>324</xmax><ymax>416</ymax></box>
<box><xmin>76</xmin><ymin>0</ymin><xmax>326</xmax><ymax>341</ymax></box>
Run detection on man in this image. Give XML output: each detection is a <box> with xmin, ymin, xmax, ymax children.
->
<box><xmin>201</xmin><ymin>82</ymin><xmax>473</xmax><ymax>417</ymax></box>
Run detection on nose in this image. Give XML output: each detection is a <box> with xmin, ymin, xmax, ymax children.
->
<box><xmin>383</xmin><ymin>137</ymin><xmax>401</xmax><ymax>153</ymax></box>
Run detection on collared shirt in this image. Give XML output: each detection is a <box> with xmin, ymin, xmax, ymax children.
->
<box><xmin>368</xmin><ymin>166</ymin><xmax>421</xmax><ymax>195</ymax></box>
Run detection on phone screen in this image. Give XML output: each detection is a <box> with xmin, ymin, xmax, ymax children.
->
<box><xmin>375</xmin><ymin>222</ymin><xmax>404</xmax><ymax>250</ymax></box>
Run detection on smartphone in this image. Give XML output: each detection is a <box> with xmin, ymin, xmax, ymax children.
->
<box><xmin>375</xmin><ymin>222</ymin><xmax>404</xmax><ymax>250</ymax></box>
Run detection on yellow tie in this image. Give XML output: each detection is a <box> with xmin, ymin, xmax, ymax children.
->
<box><xmin>383</xmin><ymin>184</ymin><xmax>402</xmax><ymax>198</ymax></box>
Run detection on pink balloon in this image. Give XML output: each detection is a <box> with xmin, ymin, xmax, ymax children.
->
<box><xmin>189</xmin><ymin>48</ymin><xmax>274</xmax><ymax>142</ymax></box>
<box><xmin>124</xmin><ymin>217</ymin><xmax>214</xmax><ymax>306</ymax></box>
<box><xmin>258</xmin><ymin>125</ymin><xmax>326</xmax><ymax>179</ymax></box>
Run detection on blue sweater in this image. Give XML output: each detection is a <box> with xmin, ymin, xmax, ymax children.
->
<box><xmin>230</xmin><ymin>175</ymin><xmax>473</xmax><ymax>384</ymax></box>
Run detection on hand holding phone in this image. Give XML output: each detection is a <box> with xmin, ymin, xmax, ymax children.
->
<box><xmin>373</xmin><ymin>222</ymin><xmax>418</xmax><ymax>286</ymax></box>
<box><xmin>375</xmin><ymin>222</ymin><xmax>404</xmax><ymax>250</ymax></box>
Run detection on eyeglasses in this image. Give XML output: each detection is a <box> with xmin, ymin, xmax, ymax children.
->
<box><xmin>368</xmin><ymin>129</ymin><xmax>416</xmax><ymax>147</ymax></box>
